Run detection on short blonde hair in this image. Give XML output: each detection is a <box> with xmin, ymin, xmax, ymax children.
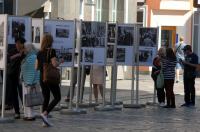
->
<box><xmin>180</xmin><ymin>36</ymin><xmax>184</xmax><ymax>42</ymax></box>
<box><xmin>158</xmin><ymin>47</ymin><xmax>166</xmax><ymax>57</ymax></box>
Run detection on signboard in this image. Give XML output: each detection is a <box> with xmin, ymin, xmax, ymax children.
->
<box><xmin>116</xmin><ymin>24</ymin><xmax>135</xmax><ymax>66</ymax></box>
<box><xmin>0</xmin><ymin>15</ymin><xmax>7</xmax><ymax>69</ymax></box>
<box><xmin>81</xmin><ymin>21</ymin><xmax>107</xmax><ymax>66</ymax></box>
<box><xmin>44</xmin><ymin>20</ymin><xmax>75</xmax><ymax>67</ymax></box>
<box><xmin>139</xmin><ymin>28</ymin><xmax>158</xmax><ymax>66</ymax></box>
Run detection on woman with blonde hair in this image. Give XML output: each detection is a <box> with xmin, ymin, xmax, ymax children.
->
<box><xmin>21</xmin><ymin>44</ymin><xmax>39</xmax><ymax>121</ymax></box>
<box><xmin>36</xmin><ymin>34</ymin><xmax>62</xmax><ymax>126</ymax></box>
<box><xmin>151</xmin><ymin>47</ymin><xmax>166</xmax><ymax>106</ymax></box>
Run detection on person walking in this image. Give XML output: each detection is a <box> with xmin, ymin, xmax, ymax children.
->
<box><xmin>7</xmin><ymin>37</ymin><xmax>26</xmax><ymax>119</ymax></box>
<box><xmin>21</xmin><ymin>44</ymin><xmax>40</xmax><ymax>121</ymax></box>
<box><xmin>180</xmin><ymin>45</ymin><xmax>198</xmax><ymax>107</ymax></box>
<box><xmin>36</xmin><ymin>34</ymin><xmax>62</xmax><ymax>126</ymax></box>
<box><xmin>161</xmin><ymin>48</ymin><xmax>177</xmax><ymax>108</ymax></box>
<box><xmin>151</xmin><ymin>48</ymin><xmax>166</xmax><ymax>106</ymax></box>
<box><xmin>174</xmin><ymin>36</ymin><xmax>186</xmax><ymax>83</ymax></box>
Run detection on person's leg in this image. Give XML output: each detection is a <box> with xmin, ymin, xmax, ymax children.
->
<box><xmin>168</xmin><ymin>79</ymin><xmax>175</xmax><ymax>107</ymax></box>
<box><xmin>98</xmin><ymin>84</ymin><xmax>103</xmax><ymax>99</ymax></box>
<box><xmin>22</xmin><ymin>83</ymin><xmax>27</xmax><ymax>118</ymax></box>
<box><xmin>93</xmin><ymin>84</ymin><xmax>98</xmax><ymax>103</ymax></box>
<box><xmin>80</xmin><ymin>68</ymin><xmax>86</xmax><ymax>101</ymax></box>
<box><xmin>17</xmin><ymin>81</ymin><xmax>23</xmax><ymax>104</ymax></box>
<box><xmin>160</xmin><ymin>87</ymin><xmax>165</xmax><ymax>103</ymax></box>
<box><xmin>40</xmin><ymin>81</ymin><xmax>50</xmax><ymax>112</ymax></box>
<box><xmin>164</xmin><ymin>80</ymin><xmax>170</xmax><ymax>107</ymax></box>
<box><xmin>176</xmin><ymin>69</ymin><xmax>180</xmax><ymax>83</ymax></box>
<box><xmin>11</xmin><ymin>77</ymin><xmax>20</xmax><ymax>117</ymax></box>
<box><xmin>156</xmin><ymin>88</ymin><xmax>162</xmax><ymax>103</ymax></box>
<box><xmin>190</xmin><ymin>78</ymin><xmax>196</xmax><ymax>105</ymax></box>
<box><xmin>46</xmin><ymin>83</ymin><xmax>61</xmax><ymax>114</ymax></box>
<box><xmin>183</xmin><ymin>78</ymin><xmax>190</xmax><ymax>105</ymax></box>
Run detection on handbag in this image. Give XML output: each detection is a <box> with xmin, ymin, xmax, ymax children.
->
<box><xmin>43</xmin><ymin>49</ymin><xmax>61</xmax><ymax>84</ymax></box>
<box><xmin>156</xmin><ymin>70</ymin><xmax>164</xmax><ymax>89</ymax></box>
<box><xmin>25</xmin><ymin>85</ymin><xmax>44</xmax><ymax>107</ymax></box>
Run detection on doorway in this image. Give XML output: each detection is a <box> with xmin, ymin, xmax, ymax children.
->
<box><xmin>161</xmin><ymin>26</ymin><xmax>176</xmax><ymax>48</ymax></box>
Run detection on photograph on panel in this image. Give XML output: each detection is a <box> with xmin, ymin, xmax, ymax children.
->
<box><xmin>117</xmin><ymin>48</ymin><xmax>125</xmax><ymax>62</ymax></box>
<box><xmin>34</xmin><ymin>27</ymin><xmax>40</xmax><ymax>43</ymax></box>
<box><xmin>138</xmin><ymin>48</ymin><xmax>153</xmax><ymax>64</ymax></box>
<box><xmin>56</xmin><ymin>47</ymin><xmax>73</xmax><ymax>62</ymax></box>
<box><xmin>107</xmin><ymin>24</ymin><xmax>116</xmax><ymax>43</ymax></box>
<box><xmin>12</xmin><ymin>19</ymin><xmax>25</xmax><ymax>39</ymax></box>
<box><xmin>82</xmin><ymin>22</ymin><xmax>106</xmax><ymax>47</ymax></box>
<box><xmin>107</xmin><ymin>45</ymin><xmax>114</xmax><ymax>59</ymax></box>
<box><xmin>82</xmin><ymin>22</ymin><xmax>92</xmax><ymax>35</ymax></box>
<box><xmin>84</xmin><ymin>49</ymin><xmax>94</xmax><ymax>63</ymax></box>
<box><xmin>56</xmin><ymin>28</ymin><xmax>69</xmax><ymax>38</ymax></box>
<box><xmin>117</xmin><ymin>26</ymin><xmax>134</xmax><ymax>46</ymax></box>
<box><xmin>0</xmin><ymin>21</ymin><xmax>4</xmax><ymax>46</ymax></box>
<box><xmin>95</xmin><ymin>22</ymin><xmax>106</xmax><ymax>37</ymax></box>
<box><xmin>139</xmin><ymin>28</ymin><xmax>157</xmax><ymax>47</ymax></box>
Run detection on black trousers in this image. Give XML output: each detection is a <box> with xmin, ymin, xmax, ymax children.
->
<box><xmin>40</xmin><ymin>80</ymin><xmax>61</xmax><ymax>114</ymax></box>
<box><xmin>7</xmin><ymin>75</ymin><xmax>22</xmax><ymax>114</ymax></box>
<box><xmin>164</xmin><ymin>79</ymin><xmax>175</xmax><ymax>107</ymax></box>
<box><xmin>156</xmin><ymin>88</ymin><xmax>165</xmax><ymax>103</ymax></box>
<box><xmin>184</xmin><ymin>77</ymin><xmax>196</xmax><ymax>105</ymax></box>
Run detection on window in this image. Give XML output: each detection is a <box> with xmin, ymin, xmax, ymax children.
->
<box><xmin>111</xmin><ymin>0</ymin><xmax>117</xmax><ymax>22</ymax></box>
<box><xmin>96</xmin><ymin>0</ymin><xmax>102</xmax><ymax>21</ymax></box>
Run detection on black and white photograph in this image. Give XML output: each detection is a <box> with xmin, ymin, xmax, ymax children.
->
<box><xmin>139</xmin><ymin>28</ymin><xmax>157</xmax><ymax>47</ymax></box>
<box><xmin>107</xmin><ymin>45</ymin><xmax>114</xmax><ymax>59</ymax></box>
<box><xmin>81</xmin><ymin>21</ymin><xmax>106</xmax><ymax>47</ymax></box>
<box><xmin>12</xmin><ymin>19</ymin><xmax>25</xmax><ymax>39</ymax></box>
<box><xmin>0</xmin><ymin>21</ymin><xmax>4</xmax><ymax>46</ymax></box>
<box><xmin>139</xmin><ymin>49</ymin><xmax>153</xmax><ymax>64</ymax></box>
<box><xmin>117</xmin><ymin>26</ymin><xmax>134</xmax><ymax>46</ymax></box>
<box><xmin>34</xmin><ymin>27</ymin><xmax>40</xmax><ymax>43</ymax></box>
<box><xmin>107</xmin><ymin>24</ymin><xmax>116</xmax><ymax>43</ymax></box>
<box><xmin>56</xmin><ymin>48</ymin><xmax>72</xmax><ymax>62</ymax></box>
<box><xmin>84</xmin><ymin>49</ymin><xmax>94</xmax><ymax>63</ymax></box>
<box><xmin>56</xmin><ymin>28</ymin><xmax>69</xmax><ymax>38</ymax></box>
<box><xmin>117</xmin><ymin>48</ymin><xmax>125</xmax><ymax>62</ymax></box>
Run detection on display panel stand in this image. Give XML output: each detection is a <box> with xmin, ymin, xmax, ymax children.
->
<box><xmin>123</xmin><ymin>25</ymin><xmax>145</xmax><ymax>109</ymax></box>
<box><xmin>0</xmin><ymin>14</ymin><xmax>14</xmax><ymax>123</ymax></box>
<box><xmin>60</xmin><ymin>20</ymin><xmax>86</xmax><ymax>115</ymax></box>
<box><xmin>95</xmin><ymin>23</ymin><xmax>122</xmax><ymax>111</ymax></box>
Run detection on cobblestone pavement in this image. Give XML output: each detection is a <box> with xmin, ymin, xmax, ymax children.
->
<box><xmin>0</xmin><ymin>75</ymin><xmax>200</xmax><ymax>132</ymax></box>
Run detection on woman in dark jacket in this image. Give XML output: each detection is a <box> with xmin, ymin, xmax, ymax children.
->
<box><xmin>151</xmin><ymin>48</ymin><xmax>166</xmax><ymax>106</ymax></box>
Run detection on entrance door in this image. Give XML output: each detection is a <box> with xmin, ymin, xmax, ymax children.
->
<box><xmin>161</xmin><ymin>26</ymin><xmax>176</xmax><ymax>48</ymax></box>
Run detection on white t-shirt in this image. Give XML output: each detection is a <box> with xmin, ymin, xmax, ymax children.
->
<box><xmin>175</xmin><ymin>42</ymin><xmax>186</xmax><ymax>60</ymax></box>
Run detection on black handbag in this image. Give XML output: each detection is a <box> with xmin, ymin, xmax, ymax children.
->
<box><xmin>24</xmin><ymin>85</ymin><xmax>44</xmax><ymax>107</ymax></box>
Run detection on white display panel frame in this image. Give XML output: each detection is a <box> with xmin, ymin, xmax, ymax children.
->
<box><xmin>7</xmin><ymin>16</ymin><xmax>32</xmax><ymax>44</ymax></box>
<box><xmin>32</xmin><ymin>18</ymin><xmax>44</xmax><ymax>49</ymax></box>
<box><xmin>80</xmin><ymin>21</ymin><xmax>107</xmax><ymax>66</ymax></box>
<box><xmin>138</xmin><ymin>27</ymin><xmax>159</xmax><ymax>66</ymax></box>
<box><xmin>44</xmin><ymin>19</ymin><xmax>76</xmax><ymax>67</ymax></box>
<box><xmin>116</xmin><ymin>24</ymin><xmax>135</xmax><ymax>66</ymax></box>
<box><xmin>0</xmin><ymin>15</ymin><xmax>7</xmax><ymax>69</ymax></box>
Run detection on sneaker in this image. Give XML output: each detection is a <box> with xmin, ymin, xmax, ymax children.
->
<box><xmin>41</xmin><ymin>114</ymin><xmax>52</xmax><ymax>127</ymax></box>
<box><xmin>14</xmin><ymin>114</ymin><xmax>20</xmax><ymax>119</ymax></box>
<box><xmin>180</xmin><ymin>103</ymin><xmax>190</xmax><ymax>107</ymax></box>
<box><xmin>159</xmin><ymin>102</ymin><xmax>165</xmax><ymax>107</ymax></box>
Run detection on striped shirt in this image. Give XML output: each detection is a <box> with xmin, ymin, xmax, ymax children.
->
<box><xmin>21</xmin><ymin>51</ymin><xmax>40</xmax><ymax>85</ymax></box>
<box><xmin>161</xmin><ymin>57</ymin><xmax>177</xmax><ymax>80</ymax></box>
